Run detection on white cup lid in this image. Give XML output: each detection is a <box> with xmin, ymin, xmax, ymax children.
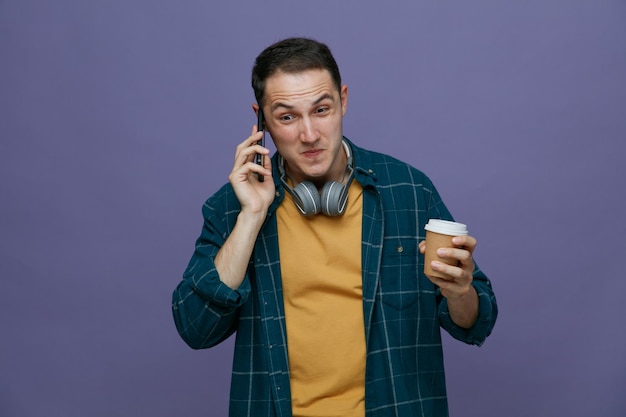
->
<box><xmin>424</xmin><ymin>219</ymin><xmax>468</xmax><ymax>236</ymax></box>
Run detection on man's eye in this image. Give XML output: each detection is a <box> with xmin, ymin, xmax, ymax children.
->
<box><xmin>280</xmin><ymin>115</ymin><xmax>293</xmax><ymax>121</ymax></box>
<box><xmin>315</xmin><ymin>107</ymin><xmax>328</xmax><ymax>114</ymax></box>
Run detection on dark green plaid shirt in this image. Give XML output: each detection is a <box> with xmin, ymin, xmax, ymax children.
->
<box><xmin>173</xmin><ymin>138</ymin><xmax>497</xmax><ymax>417</ymax></box>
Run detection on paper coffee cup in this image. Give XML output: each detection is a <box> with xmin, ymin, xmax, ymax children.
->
<box><xmin>423</xmin><ymin>219</ymin><xmax>468</xmax><ymax>278</ymax></box>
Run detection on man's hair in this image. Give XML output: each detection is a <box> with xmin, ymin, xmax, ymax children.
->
<box><xmin>251</xmin><ymin>37</ymin><xmax>342</xmax><ymax>106</ymax></box>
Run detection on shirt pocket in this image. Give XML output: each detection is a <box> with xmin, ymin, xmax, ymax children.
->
<box><xmin>379</xmin><ymin>239</ymin><xmax>421</xmax><ymax>310</ymax></box>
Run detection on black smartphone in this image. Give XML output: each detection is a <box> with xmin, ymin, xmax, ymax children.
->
<box><xmin>255</xmin><ymin>109</ymin><xmax>265</xmax><ymax>182</ymax></box>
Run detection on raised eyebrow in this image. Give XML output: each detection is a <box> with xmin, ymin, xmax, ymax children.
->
<box><xmin>270</xmin><ymin>102</ymin><xmax>294</xmax><ymax>112</ymax></box>
<box><xmin>313</xmin><ymin>93</ymin><xmax>335</xmax><ymax>106</ymax></box>
<box><xmin>270</xmin><ymin>93</ymin><xmax>335</xmax><ymax>113</ymax></box>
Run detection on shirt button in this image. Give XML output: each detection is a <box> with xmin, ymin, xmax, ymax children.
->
<box><xmin>397</xmin><ymin>245</ymin><xmax>404</xmax><ymax>253</ymax></box>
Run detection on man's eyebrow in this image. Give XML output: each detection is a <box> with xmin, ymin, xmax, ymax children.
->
<box><xmin>313</xmin><ymin>93</ymin><xmax>335</xmax><ymax>105</ymax></box>
<box><xmin>270</xmin><ymin>102</ymin><xmax>293</xmax><ymax>112</ymax></box>
<box><xmin>270</xmin><ymin>93</ymin><xmax>336</xmax><ymax>112</ymax></box>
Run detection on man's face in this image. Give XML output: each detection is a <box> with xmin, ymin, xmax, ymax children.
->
<box><xmin>260</xmin><ymin>69</ymin><xmax>348</xmax><ymax>187</ymax></box>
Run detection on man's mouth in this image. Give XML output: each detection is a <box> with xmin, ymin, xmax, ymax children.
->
<box><xmin>302</xmin><ymin>149</ymin><xmax>323</xmax><ymax>157</ymax></box>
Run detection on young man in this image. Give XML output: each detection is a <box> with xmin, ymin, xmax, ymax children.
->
<box><xmin>172</xmin><ymin>37</ymin><xmax>497</xmax><ymax>417</ymax></box>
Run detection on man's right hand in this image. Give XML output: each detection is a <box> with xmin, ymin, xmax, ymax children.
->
<box><xmin>214</xmin><ymin>125</ymin><xmax>275</xmax><ymax>290</ymax></box>
<box><xmin>228</xmin><ymin>125</ymin><xmax>274</xmax><ymax>216</ymax></box>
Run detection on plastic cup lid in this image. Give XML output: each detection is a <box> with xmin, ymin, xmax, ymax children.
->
<box><xmin>424</xmin><ymin>219</ymin><xmax>468</xmax><ymax>236</ymax></box>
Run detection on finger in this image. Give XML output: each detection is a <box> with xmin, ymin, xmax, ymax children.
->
<box><xmin>436</xmin><ymin>247</ymin><xmax>472</xmax><ymax>264</ymax></box>
<box><xmin>425</xmin><ymin>263</ymin><xmax>474</xmax><ymax>298</ymax></box>
<box><xmin>425</xmin><ymin>272</ymin><xmax>466</xmax><ymax>297</ymax></box>
<box><xmin>229</xmin><ymin>160</ymin><xmax>271</xmax><ymax>185</ymax></box>
<box><xmin>435</xmin><ymin>248</ymin><xmax>475</xmax><ymax>281</ymax></box>
<box><xmin>429</xmin><ymin>261</ymin><xmax>464</xmax><ymax>281</ymax></box>
<box><xmin>451</xmin><ymin>235</ymin><xmax>477</xmax><ymax>251</ymax></box>
<box><xmin>245</xmin><ymin>130</ymin><xmax>264</xmax><ymax>148</ymax></box>
<box><xmin>262</xmin><ymin>149</ymin><xmax>272</xmax><ymax>171</ymax></box>
<box><xmin>418</xmin><ymin>240</ymin><xmax>426</xmax><ymax>254</ymax></box>
<box><xmin>244</xmin><ymin>161</ymin><xmax>272</xmax><ymax>180</ymax></box>
<box><xmin>254</xmin><ymin>122</ymin><xmax>265</xmax><ymax>135</ymax></box>
<box><xmin>237</xmin><ymin>129</ymin><xmax>263</xmax><ymax>151</ymax></box>
<box><xmin>234</xmin><ymin>131</ymin><xmax>265</xmax><ymax>166</ymax></box>
<box><xmin>432</xmin><ymin>255</ymin><xmax>474</xmax><ymax>279</ymax></box>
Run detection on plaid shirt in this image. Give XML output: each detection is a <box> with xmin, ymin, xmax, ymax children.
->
<box><xmin>172</xmin><ymin>138</ymin><xmax>497</xmax><ymax>417</ymax></box>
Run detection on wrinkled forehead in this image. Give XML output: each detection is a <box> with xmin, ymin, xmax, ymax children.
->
<box><xmin>262</xmin><ymin>69</ymin><xmax>339</xmax><ymax>109</ymax></box>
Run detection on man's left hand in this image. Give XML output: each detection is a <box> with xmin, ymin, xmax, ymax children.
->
<box><xmin>419</xmin><ymin>235</ymin><xmax>476</xmax><ymax>300</ymax></box>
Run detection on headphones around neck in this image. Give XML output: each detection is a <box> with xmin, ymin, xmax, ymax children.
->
<box><xmin>278</xmin><ymin>140</ymin><xmax>355</xmax><ymax>216</ymax></box>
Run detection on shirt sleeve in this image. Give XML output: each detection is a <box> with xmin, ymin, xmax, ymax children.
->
<box><xmin>437</xmin><ymin>264</ymin><xmax>498</xmax><ymax>346</ymax></box>
<box><xmin>172</xmin><ymin>191</ymin><xmax>251</xmax><ymax>349</ymax></box>
<box><xmin>422</xmin><ymin>174</ymin><xmax>498</xmax><ymax>346</ymax></box>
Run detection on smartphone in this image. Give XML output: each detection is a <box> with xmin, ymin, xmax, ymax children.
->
<box><xmin>255</xmin><ymin>109</ymin><xmax>265</xmax><ymax>182</ymax></box>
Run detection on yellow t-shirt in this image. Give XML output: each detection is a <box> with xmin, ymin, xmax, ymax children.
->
<box><xmin>277</xmin><ymin>181</ymin><xmax>365</xmax><ymax>417</ymax></box>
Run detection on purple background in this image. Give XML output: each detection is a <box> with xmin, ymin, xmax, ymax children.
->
<box><xmin>2</xmin><ymin>1</ymin><xmax>625</xmax><ymax>416</ymax></box>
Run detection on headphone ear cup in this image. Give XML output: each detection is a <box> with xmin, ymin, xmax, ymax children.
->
<box><xmin>293</xmin><ymin>181</ymin><xmax>321</xmax><ymax>215</ymax></box>
<box><xmin>320</xmin><ymin>181</ymin><xmax>347</xmax><ymax>216</ymax></box>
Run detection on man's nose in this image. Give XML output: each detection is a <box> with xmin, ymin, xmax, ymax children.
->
<box><xmin>298</xmin><ymin>117</ymin><xmax>319</xmax><ymax>142</ymax></box>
